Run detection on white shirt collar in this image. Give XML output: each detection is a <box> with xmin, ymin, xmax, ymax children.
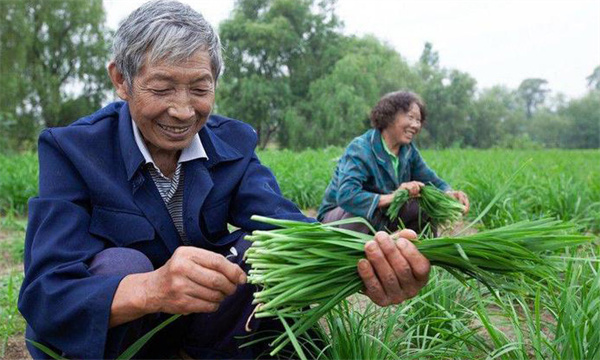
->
<box><xmin>131</xmin><ymin>119</ymin><xmax>208</xmax><ymax>165</ymax></box>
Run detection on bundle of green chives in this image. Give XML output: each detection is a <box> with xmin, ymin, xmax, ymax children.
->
<box><xmin>419</xmin><ymin>185</ymin><xmax>465</xmax><ymax>225</ymax></box>
<box><xmin>244</xmin><ymin>215</ymin><xmax>592</xmax><ymax>358</ymax></box>
<box><xmin>385</xmin><ymin>188</ymin><xmax>410</xmax><ymax>221</ymax></box>
<box><xmin>386</xmin><ymin>185</ymin><xmax>464</xmax><ymax>226</ymax></box>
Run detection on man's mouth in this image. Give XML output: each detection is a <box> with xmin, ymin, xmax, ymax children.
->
<box><xmin>158</xmin><ymin>124</ymin><xmax>191</xmax><ymax>134</ymax></box>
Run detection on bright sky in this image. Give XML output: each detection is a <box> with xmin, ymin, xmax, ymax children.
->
<box><xmin>104</xmin><ymin>0</ymin><xmax>600</xmax><ymax>99</ymax></box>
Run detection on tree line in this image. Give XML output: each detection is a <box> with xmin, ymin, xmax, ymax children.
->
<box><xmin>1</xmin><ymin>0</ymin><xmax>598</xmax><ymax>153</ymax></box>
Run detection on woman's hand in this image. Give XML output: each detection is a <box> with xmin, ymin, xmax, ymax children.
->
<box><xmin>446</xmin><ymin>190</ymin><xmax>470</xmax><ymax>214</ymax></box>
<box><xmin>399</xmin><ymin>181</ymin><xmax>425</xmax><ymax>197</ymax></box>
<box><xmin>357</xmin><ymin>229</ymin><xmax>430</xmax><ymax>306</ymax></box>
<box><xmin>378</xmin><ymin>193</ymin><xmax>395</xmax><ymax>208</ymax></box>
<box><xmin>144</xmin><ymin>247</ymin><xmax>247</xmax><ymax>315</ymax></box>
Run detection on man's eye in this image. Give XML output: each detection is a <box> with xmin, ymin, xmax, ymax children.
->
<box><xmin>192</xmin><ymin>88</ymin><xmax>208</xmax><ymax>95</ymax></box>
<box><xmin>151</xmin><ymin>89</ymin><xmax>170</xmax><ymax>95</ymax></box>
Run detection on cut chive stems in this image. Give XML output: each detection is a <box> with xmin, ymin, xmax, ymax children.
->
<box><xmin>245</xmin><ymin>215</ymin><xmax>592</xmax><ymax>359</ymax></box>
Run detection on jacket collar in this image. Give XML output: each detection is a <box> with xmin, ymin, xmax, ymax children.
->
<box><xmin>198</xmin><ymin>123</ymin><xmax>243</xmax><ymax>169</ymax></box>
<box><xmin>118</xmin><ymin>102</ymin><xmax>145</xmax><ymax>181</ymax></box>
<box><xmin>369</xmin><ymin>128</ymin><xmax>413</xmax><ymax>186</ymax></box>
<box><xmin>118</xmin><ymin>102</ymin><xmax>243</xmax><ymax>181</ymax></box>
<box><xmin>370</xmin><ymin>129</ymin><xmax>389</xmax><ymax>166</ymax></box>
<box><xmin>370</xmin><ymin>128</ymin><xmax>413</xmax><ymax>164</ymax></box>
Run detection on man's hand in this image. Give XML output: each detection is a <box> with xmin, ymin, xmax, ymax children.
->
<box><xmin>357</xmin><ymin>229</ymin><xmax>430</xmax><ymax>306</ymax></box>
<box><xmin>110</xmin><ymin>247</ymin><xmax>247</xmax><ymax>328</ymax></box>
<box><xmin>144</xmin><ymin>247</ymin><xmax>247</xmax><ymax>315</ymax></box>
<box><xmin>446</xmin><ymin>190</ymin><xmax>470</xmax><ymax>214</ymax></box>
<box><xmin>399</xmin><ymin>181</ymin><xmax>425</xmax><ymax>197</ymax></box>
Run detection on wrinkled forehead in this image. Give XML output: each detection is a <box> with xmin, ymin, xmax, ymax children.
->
<box><xmin>136</xmin><ymin>50</ymin><xmax>214</xmax><ymax>80</ymax></box>
<box><xmin>144</xmin><ymin>44</ymin><xmax>212</xmax><ymax>69</ymax></box>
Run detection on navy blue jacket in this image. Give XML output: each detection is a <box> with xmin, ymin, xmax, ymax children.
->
<box><xmin>18</xmin><ymin>102</ymin><xmax>308</xmax><ymax>359</ymax></box>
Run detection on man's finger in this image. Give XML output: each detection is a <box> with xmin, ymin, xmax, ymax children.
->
<box><xmin>391</xmin><ymin>229</ymin><xmax>418</xmax><ymax>241</ymax></box>
<box><xmin>185</xmin><ymin>267</ymin><xmax>239</xmax><ymax>296</ymax></box>
<box><xmin>375</xmin><ymin>234</ymin><xmax>416</xmax><ymax>303</ymax></box>
<box><xmin>357</xmin><ymin>258</ymin><xmax>389</xmax><ymax>307</ymax></box>
<box><xmin>396</xmin><ymin>238</ymin><xmax>430</xmax><ymax>282</ymax></box>
<box><xmin>189</xmin><ymin>250</ymin><xmax>247</xmax><ymax>285</ymax></box>
<box><xmin>365</xmin><ymin>238</ymin><xmax>403</xmax><ymax>300</ymax></box>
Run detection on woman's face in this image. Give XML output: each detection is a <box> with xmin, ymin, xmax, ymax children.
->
<box><xmin>115</xmin><ymin>51</ymin><xmax>215</xmax><ymax>157</ymax></box>
<box><xmin>387</xmin><ymin>102</ymin><xmax>422</xmax><ymax>145</ymax></box>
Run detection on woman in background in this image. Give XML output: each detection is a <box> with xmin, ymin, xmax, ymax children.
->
<box><xmin>318</xmin><ymin>91</ymin><xmax>469</xmax><ymax>233</ymax></box>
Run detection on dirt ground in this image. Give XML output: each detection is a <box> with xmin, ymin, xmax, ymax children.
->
<box><xmin>3</xmin><ymin>337</ymin><xmax>31</xmax><ymax>360</ymax></box>
<box><xmin>0</xmin><ymin>226</ymin><xmax>29</xmax><ymax>360</ymax></box>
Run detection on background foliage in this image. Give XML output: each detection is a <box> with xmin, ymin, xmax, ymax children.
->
<box><xmin>0</xmin><ymin>0</ymin><xmax>598</xmax><ymax>153</ymax></box>
<box><xmin>2</xmin><ymin>149</ymin><xmax>599</xmax><ymax>233</ymax></box>
<box><xmin>0</xmin><ymin>0</ymin><xmax>113</xmax><ymax>152</ymax></box>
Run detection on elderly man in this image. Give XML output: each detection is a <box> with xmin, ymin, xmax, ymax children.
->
<box><xmin>18</xmin><ymin>1</ymin><xmax>430</xmax><ymax>359</ymax></box>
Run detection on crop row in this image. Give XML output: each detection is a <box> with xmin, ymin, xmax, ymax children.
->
<box><xmin>1</xmin><ymin>149</ymin><xmax>599</xmax><ymax>232</ymax></box>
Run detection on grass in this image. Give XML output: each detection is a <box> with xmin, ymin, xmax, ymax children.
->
<box><xmin>0</xmin><ymin>148</ymin><xmax>598</xmax><ymax>359</ymax></box>
<box><xmin>1</xmin><ymin>149</ymin><xmax>599</xmax><ymax>233</ymax></box>
<box><xmin>0</xmin><ymin>153</ymin><xmax>38</xmax><ymax>216</ymax></box>
<box><xmin>0</xmin><ymin>213</ymin><xmax>27</xmax><ymax>359</ymax></box>
<box><xmin>0</xmin><ymin>272</ymin><xmax>26</xmax><ymax>358</ymax></box>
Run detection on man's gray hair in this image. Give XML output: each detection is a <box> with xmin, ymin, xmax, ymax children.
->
<box><xmin>112</xmin><ymin>0</ymin><xmax>223</xmax><ymax>89</ymax></box>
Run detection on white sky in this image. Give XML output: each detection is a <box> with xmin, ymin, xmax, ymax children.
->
<box><xmin>103</xmin><ymin>0</ymin><xmax>600</xmax><ymax>99</ymax></box>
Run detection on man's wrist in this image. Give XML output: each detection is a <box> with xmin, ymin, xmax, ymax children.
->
<box><xmin>120</xmin><ymin>272</ymin><xmax>159</xmax><ymax>315</ymax></box>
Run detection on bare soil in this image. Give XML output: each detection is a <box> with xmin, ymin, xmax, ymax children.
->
<box><xmin>2</xmin><ymin>336</ymin><xmax>31</xmax><ymax>360</ymax></box>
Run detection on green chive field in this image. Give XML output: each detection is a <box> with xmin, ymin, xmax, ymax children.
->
<box><xmin>1</xmin><ymin>149</ymin><xmax>599</xmax><ymax>359</ymax></box>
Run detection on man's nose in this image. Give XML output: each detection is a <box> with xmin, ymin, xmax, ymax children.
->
<box><xmin>168</xmin><ymin>93</ymin><xmax>195</xmax><ymax>120</ymax></box>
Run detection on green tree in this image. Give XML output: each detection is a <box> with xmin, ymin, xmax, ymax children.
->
<box><xmin>467</xmin><ymin>87</ymin><xmax>511</xmax><ymax>148</ymax></box>
<box><xmin>517</xmin><ymin>78</ymin><xmax>550</xmax><ymax>119</ymax></box>
<box><xmin>284</xmin><ymin>36</ymin><xmax>419</xmax><ymax>149</ymax></box>
<box><xmin>217</xmin><ymin>0</ymin><xmax>344</xmax><ymax>148</ymax></box>
<box><xmin>0</xmin><ymin>0</ymin><xmax>112</xmax><ymax>152</ymax></box>
<box><xmin>587</xmin><ymin>65</ymin><xmax>600</xmax><ymax>91</ymax></box>
<box><xmin>528</xmin><ymin>110</ymin><xmax>569</xmax><ymax>148</ymax></box>
<box><xmin>416</xmin><ymin>43</ymin><xmax>476</xmax><ymax>148</ymax></box>
<box><xmin>417</xmin><ymin>41</ymin><xmax>439</xmax><ymax>82</ymax></box>
<box><xmin>560</xmin><ymin>91</ymin><xmax>600</xmax><ymax>148</ymax></box>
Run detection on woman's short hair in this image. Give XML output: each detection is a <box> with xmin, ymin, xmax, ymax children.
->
<box><xmin>370</xmin><ymin>91</ymin><xmax>427</xmax><ymax>131</ymax></box>
<box><xmin>112</xmin><ymin>0</ymin><xmax>223</xmax><ymax>90</ymax></box>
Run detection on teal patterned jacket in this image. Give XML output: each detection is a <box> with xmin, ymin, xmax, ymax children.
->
<box><xmin>317</xmin><ymin>129</ymin><xmax>450</xmax><ymax>230</ymax></box>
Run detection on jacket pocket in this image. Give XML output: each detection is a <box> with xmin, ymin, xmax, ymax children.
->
<box><xmin>200</xmin><ymin>201</ymin><xmax>230</xmax><ymax>242</ymax></box>
<box><xmin>89</xmin><ymin>206</ymin><xmax>155</xmax><ymax>246</ymax></box>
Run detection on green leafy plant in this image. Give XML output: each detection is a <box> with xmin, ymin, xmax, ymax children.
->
<box><xmin>386</xmin><ymin>185</ymin><xmax>464</xmax><ymax>226</ymax></box>
<box><xmin>244</xmin><ymin>215</ymin><xmax>592</xmax><ymax>359</ymax></box>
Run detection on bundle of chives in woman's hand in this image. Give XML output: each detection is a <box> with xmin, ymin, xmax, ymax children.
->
<box><xmin>386</xmin><ymin>188</ymin><xmax>410</xmax><ymax>221</ymax></box>
<box><xmin>386</xmin><ymin>185</ymin><xmax>464</xmax><ymax>226</ymax></box>
<box><xmin>419</xmin><ymin>185</ymin><xmax>465</xmax><ymax>225</ymax></box>
<box><xmin>244</xmin><ymin>215</ymin><xmax>592</xmax><ymax>359</ymax></box>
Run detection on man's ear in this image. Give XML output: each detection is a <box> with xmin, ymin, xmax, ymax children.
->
<box><xmin>108</xmin><ymin>62</ymin><xmax>130</xmax><ymax>100</ymax></box>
